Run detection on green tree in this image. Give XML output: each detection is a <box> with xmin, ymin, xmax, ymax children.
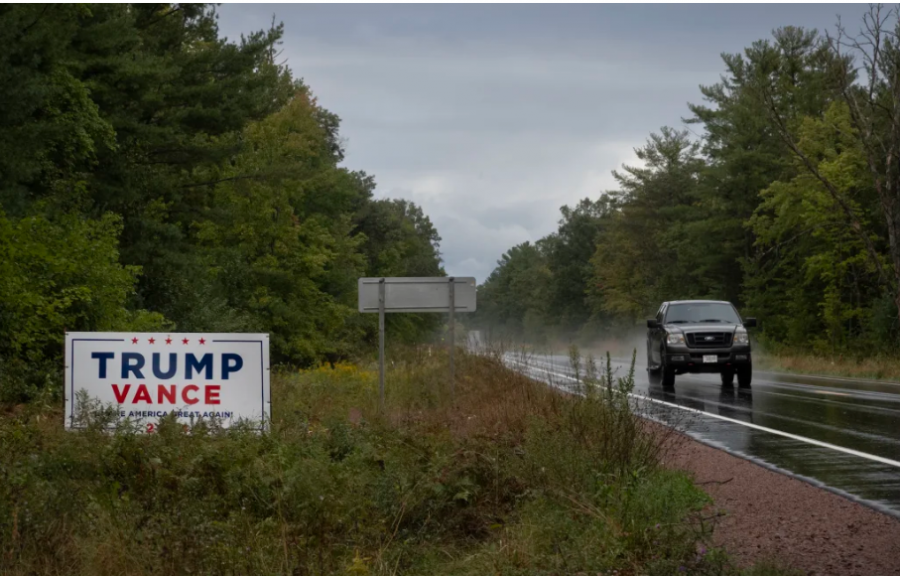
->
<box><xmin>353</xmin><ymin>197</ymin><xmax>446</xmax><ymax>345</ymax></box>
<box><xmin>193</xmin><ymin>93</ymin><xmax>367</xmax><ymax>363</ymax></box>
<box><xmin>0</xmin><ymin>4</ymin><xmax>115</xmax><ymax>215</ymax></box>
<box><xmin>686</xmin><ymin>26</ymin><xmax>837</xmax><ymax>304</ymax></box>
<box><xmin>475</xmin><ymin>242</ymin><xmax>552</xmax><ymax>340</ymax></box>
<box><xmin>543</xmin><ymin>197</ymin><xmax>614</xmax><ymax>336</ymax></box>
<box><xmin>0</xmin><ymin>3</ymin><xmax>447</xmax><ymax>388</ymax></box>
<box><xmin>757</xmin><ymin>8</ymin><xmax>900</xmax><ymax>338</ymax></box>
<box><xmin>70</xmin><ymin>4</ymin><xmax>294</xmax><ymax>328</ymax></box>
<box><xmin>355</xmin><ymin>198</ymin><xmax>443</xmax><ymax>279</ymax></box>
<box><xmin>747</xmin><ymin>102</ymin><xmax>884</xmax><ymax>352</ymax></box>
<box><xmin>590</xmin><ymin>128</ymin><xmax>706</xmax><ymax>320</ymax></box>
<box><xmin>0</xmin><ymin>210</ymin><xmax>167</xmax><ymax>400</ymax></box>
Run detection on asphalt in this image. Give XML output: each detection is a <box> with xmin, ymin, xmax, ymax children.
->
<box><xmin>499</xmin><ymin>350</ymin><xmax>900</xmax><ymax>518</ymax></box>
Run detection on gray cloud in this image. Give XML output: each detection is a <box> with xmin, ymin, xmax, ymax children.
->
<box><xmin>216</xmin><ymin>4</ymin><xmax>869</xmax><ymax>282</ymax></box>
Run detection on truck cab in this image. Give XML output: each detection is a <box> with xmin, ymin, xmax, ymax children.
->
<box><xmin>646</xmin><ymin>300</ymin><xmax>757</xmax><ymax>388</ymax></box>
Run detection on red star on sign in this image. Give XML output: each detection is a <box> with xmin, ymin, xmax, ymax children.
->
<box><xmin>165</xmin><ymin>336</ymin><xmax>172</xmax><ymax>345</ymax></box>
<box><xmin>132</xmin><ymin>337</ymin><xmax>138</xmax><ymax>344</ymax></box>
<box><xmin>182</xmin><ymin>338</ymin><xmax>189</xmax><ymax>345</ymax></box>
<box><xmin>199</xmin><ymin>338</ymin><xmax>206</xmax><ymax>345</ymax></box>
<box><xmin>148</xmin><ymin>338</ymin><xmax>155</xmax><ymax>344</ymax></box>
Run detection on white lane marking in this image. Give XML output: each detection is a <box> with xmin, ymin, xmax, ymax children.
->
<box><xmin>756</xmin><ymin>370</ymin><xmax>900</xmax><ymax>387</ymax></box>
<box><xmin>503</xmin><ymin>356</ymin><xmax>900</xmax><ymax>470</ymax></box>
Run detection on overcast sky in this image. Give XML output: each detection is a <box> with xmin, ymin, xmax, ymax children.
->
<box><xmin>216</xmin><ymin>3</ymin><xmax>870</xmax><ymax>283</ymax></box>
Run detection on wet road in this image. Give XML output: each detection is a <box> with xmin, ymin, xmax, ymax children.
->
<box><xmin>501</xmin><ymin>351</ymin><xmax>900</xmax><ymax>518</ymax></box>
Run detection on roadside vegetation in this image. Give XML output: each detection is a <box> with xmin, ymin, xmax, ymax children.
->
<box><xmin>475</xmin><ymin>8</ymin><xmax>900</xmax><ymax>365</ymax></box>
<box><xmin>1</xmin><ymin>349</ymin><xmax>800</xmax><ymax>575</ymax></box>
<box><xmin>754</xmin><ymin>352</ymin><xmax>900</xmax><ymax>382</ymax></box>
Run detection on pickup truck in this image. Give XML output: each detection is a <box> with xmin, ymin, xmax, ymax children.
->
<box><xmin>646</xmin><ymin>300</ymin><xmax>757</xmax><ymax>388</ymax></box>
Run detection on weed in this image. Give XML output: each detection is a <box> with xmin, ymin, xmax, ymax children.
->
<box><xmin>756</xmin><ymin>350</ymin><xmax>900</xmax><ymax>381</ymax></box>
<box><xmin>0</xmin><ymin>348</ymin><xmax>793</xmax><ymax>575</ymax></box>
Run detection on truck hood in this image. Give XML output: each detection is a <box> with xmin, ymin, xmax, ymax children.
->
<box><xmin>664</xmin><ymin>323</ymin><xmax>740</xmax><ymax>332</ymax></box>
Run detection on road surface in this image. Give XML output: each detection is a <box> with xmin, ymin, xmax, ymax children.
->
<box><xmin>498</xmin><ymin>349</ymin><xmax>900</xmax><ymax>518</ymax></box>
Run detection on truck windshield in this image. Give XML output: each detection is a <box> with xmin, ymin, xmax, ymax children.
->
<box><xmin>665</xmin><ymin>303</ymin><xmax>740</xmax><ymax>324</ymax></box>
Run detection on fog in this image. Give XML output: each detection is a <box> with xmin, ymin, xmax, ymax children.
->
<box><xmin>466</xmin><ymin>323</ymin><xmax>650</xmax><ymax>368</ymax></box>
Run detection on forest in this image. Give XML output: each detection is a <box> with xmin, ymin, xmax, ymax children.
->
<box><xmin>0</xmin><ymin>4</ymin><xmax>444</xmax><ymax>402</ymax></box>
<box><xmin>476</xmin><ymin>8</ymin><xmax>900</xmax><ymax>358</ymax></box>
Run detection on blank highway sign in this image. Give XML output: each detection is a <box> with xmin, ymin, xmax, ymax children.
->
<box><xmin>358</xmin><ymin>277</ymin><xmax>477</xmax><ymax>313</ymax></box>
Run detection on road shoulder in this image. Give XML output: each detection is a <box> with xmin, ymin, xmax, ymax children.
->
<box><xmin>661</xmin><ymin>427</ymin><xmax>900</xmax><ymax>576</ymax></box>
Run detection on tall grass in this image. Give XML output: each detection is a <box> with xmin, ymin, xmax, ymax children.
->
<box><xmin>756</xmin><ymin>350</ymin><xmax>900</xmax><ymax>381</ymax></box>
<box><xmin>0</xmin><ymin>348</ymin><xmax>796</xmax><ymax>575</ymax></box>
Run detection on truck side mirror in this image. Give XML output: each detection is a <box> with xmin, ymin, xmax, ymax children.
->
<box><xmin>744</xmin><ymin>317</ymin><xmax>757</xmax><ymax>328</ymax></box>
<box><xmin>647</xmin><ymin>319</ymin><xmax>659</xmax><ymax>329</ymax></box>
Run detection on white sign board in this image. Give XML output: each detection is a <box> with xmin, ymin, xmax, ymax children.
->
<box><xmin>358</xmin><ymin>277</ymin><xmax>477</xmax><ymax>313</ymax></box>
<box><xmin>65</xmin><ymin>332</ymin><xmax>270</xmax><ymax>432</ymax></box>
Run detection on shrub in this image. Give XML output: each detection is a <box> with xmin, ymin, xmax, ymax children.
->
<box><xmin>0</xmin><ymin>350</ymin><xmax>789</xmax><ymax>575</ymax></box>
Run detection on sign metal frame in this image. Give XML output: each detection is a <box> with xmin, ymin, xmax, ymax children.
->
<box><xmin>358</xmin><ymin>277</ymin><xmax>476</xmax><ymax>411</ymax></box>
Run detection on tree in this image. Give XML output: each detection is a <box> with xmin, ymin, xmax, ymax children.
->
<box><xmin>543</xmin><ymin>197</ymin><xmax>614</xmax><ymax>334</ymax></box>
<box><xmin>193</xmin><ymin>93</ymin><xmax>366</xmax><ymax>363</ymax></box>
<box><xmin>194</xmin><ymin>92</ymin><xmax>446</xmax><ymax>363</ymax></box>
<box><xmin>69</xmin><ymin>4</ymin><xmax>295</xmax><ymax>329</ymax></box>
<box><xmin>686</xmin><ymin>26</ymin><xmax>836</xmax><ymax>305</ymax></box>
<box><xmin>590</xmin><ymin>128</ymin><xmax>706</xmax><ymax>320</ymax></box>
<box><xmin>0</xmin><ymin>4</ymin><xmax>115</xmax><ymax>215</ymax></box>
<box><xmin>755</xmin><ymin>12</ymin><xmax>900</xmax><ymax>332</ymax></box>
<box><xmin>746</xmin><ymin>102</ymin><xmax>884</xmax><ymax>351</ymax></box>
<box><xmin>475</xmin><ymin>242</ymin><xmax>552</xmax><ymax>340</ymax></box>
<box><xmin>355</xmin><ymin>198</ymin><xmax>443</xmax><ymax>279</ymax></box>
<box><xmin>0</xmin><ymin>3</ymin><xmax>448</xmax><ymax>389</ymax></box>
<box><xmin>0</xmin><ymin>210</ymin><xmax>168</xmax><ymax>401</ymax></box>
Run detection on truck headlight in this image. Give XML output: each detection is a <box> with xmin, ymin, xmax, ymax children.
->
<box><xmin>733</xmin><ymin>330</ymin><xmax>749</xmax><ymax>345</ymax></box>
<box><xmin>666</xmin><ymin>333</ymin><xmax>685</xmax><ymax>345</ymax></box>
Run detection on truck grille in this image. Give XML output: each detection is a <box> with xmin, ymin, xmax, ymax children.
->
<box><xmin>686</xmin><ymin>332</ymin><xmax>731</xmax><ymax>348</ymax></box>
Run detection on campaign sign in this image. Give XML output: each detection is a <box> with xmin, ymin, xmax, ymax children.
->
<box><xmin>65</xmin><ymin>332</ymin><xmax>270</xmax><ymax>432</ymax></box>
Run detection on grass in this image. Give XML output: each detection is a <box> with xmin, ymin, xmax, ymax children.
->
<box><xmin>0</xmin><ymin>348</ymin><xmax>800</xmax><ymax>575</ymax></box>
<box><xmin>754</xmin><ymin>350</ymin><xmax>900</xmax><ymax>381</ymax></box>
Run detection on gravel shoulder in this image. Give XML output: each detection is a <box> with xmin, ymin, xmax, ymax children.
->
<box><xmin>662</xmin><ymin>428</ymin><xmax>900</xmax><ymax>575</ymax></box>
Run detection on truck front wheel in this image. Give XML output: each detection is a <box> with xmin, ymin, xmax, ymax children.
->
<box><xmin>737</xmin><ymin>365</ymin><xmax>752</xmax><ymax>388</ymax></box>
<box><xmin>647</xmin><ymin>345</ymin><xmax>660</xmax><ymax>374</ymax></box>
<box><xmin>720</xmin><ymin>369</ymin><xmax>735</xmax><ymax>386</ymax></box>
<box><xmin>661</xmin><ymin>353</ymin><xmax>675</xmax><ymax>388</ymax></box>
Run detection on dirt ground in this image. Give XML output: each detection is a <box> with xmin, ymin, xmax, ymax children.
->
<box><xmin>663</xmin><ymin>430</ymin><xmax>900</xmax><ymax>576</ymax></box>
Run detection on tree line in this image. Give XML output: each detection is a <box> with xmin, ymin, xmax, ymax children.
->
<box><xmin>0</xmin><ymin>4</ymin><xmax>444</xmax><ymax>400</ymax></box>
<box><xmin>476</xmin><ymin>8</ymin><xmax>900</xmax><ymax>357</ymax></box>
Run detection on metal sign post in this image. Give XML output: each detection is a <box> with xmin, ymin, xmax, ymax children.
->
<box><xmin>378</xmin><ymin>278</ymin><xmax>386</xmax><ymax>414</ymax></box>
<box><xmin>448</xmin><ymin>277</ymin><xmax>456</xmax><ymax>400</ymax></box>
<box><xmin>358</xmin><ymin>276</ymin><xmax>476</xmax><ymax>409</ymax></box>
